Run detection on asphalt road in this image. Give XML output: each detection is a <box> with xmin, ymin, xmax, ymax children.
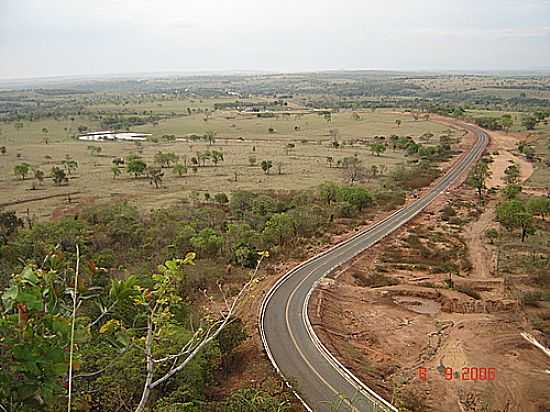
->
<box><xmin>260</xmin><ymin>123</ymin><xmax>489</xmax><ymax>412</ymax></box>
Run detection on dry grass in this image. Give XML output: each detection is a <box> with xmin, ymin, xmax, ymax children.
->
<box><xmin>0</xmin><ymin>108</ymin><xmax>456</xmax><ymax>220</ymax></box>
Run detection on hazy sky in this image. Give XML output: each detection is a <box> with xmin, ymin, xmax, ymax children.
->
<box><xmin>1</xmin><ymin>0</ymin><xmax>550</xmax><ymax>79</ymax></box>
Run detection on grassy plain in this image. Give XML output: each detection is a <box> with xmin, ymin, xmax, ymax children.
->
<box><xmin>0</xmin><ymin>106</ymin><xmax>455</xmax><ymax>220</ymax></box>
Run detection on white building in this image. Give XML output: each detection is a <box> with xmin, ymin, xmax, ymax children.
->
<box><xmin>78</xmin><ymin>131</ymin><xmax>151</xmax><ymax>142</ymax></box>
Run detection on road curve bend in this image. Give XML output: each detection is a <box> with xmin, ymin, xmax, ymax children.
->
<box><xmin>260</xmin><ymin>122</ymin><xmax>489</xmax><ymax>412</ymax></box>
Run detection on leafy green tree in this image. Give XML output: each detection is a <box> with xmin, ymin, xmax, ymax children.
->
<box><xmin>501</xmin><ymin>114</ymin><xmax>513</xmax><ymax>132</ymax></box>
<box><xmin>496</xmin><ymin>200</ymin><xmax>535</xmax><ymax>242</ymax></box>
<box><xmin>503</xmin><ymin>184</ymin><xmax>522</xmax><ymax>200</ymax></box>
<box><xmin>1</xmin><ymin>146</ymin><xmax>7</xmax><ymax>155</ymax></box>
<box><xmin>467</xmin><ymin>158</ymin><xmax>491</xmax><ymax>199</ymax></box>
<box><xmin>527</xmin><ymin>196</ymin><xmax>550</xmax><ymax>220</ymax></box>
<box><xmin>0</xmin><ymin>210</ymin><xmax>23</xmax><ymax>245</ymax></box>
<box><xmin>485</xmin><ymin>228</ymin><xmax>499</xmax><ymax>244</ymax></box>
<box><xmin>226</xmin><ymin>223</ymin><xmax>255</xmax><ymax>251</ymax></box>
<box><xmin>127</xmin><ymin>253</ymin><xmax>268</xmax><ymax>412</ymax></box>
<box><xmin>197</xmin><ymin>151</ymin><xmax>211</xmax><ymax>167</ymax></box>
<box><xmin>216</xmin><ymin>317</ymin><xmax>247</xmax><ymax>372</ymax></box>
<box><xmin>369</xmin><ymin>143</ymin><xmax>386</xmax><ymax>156</ymax></box>
<box><xmin>154</xmin><ymin>151</ymin><xmax>179</xmax><ymax>168</ymax></box>
<box><xmin>127</xmin><ymin>158</ymin><xmax>147</xmax><ymax>178</ymax></box>
<box><xmin>112</xmin><ymin>166</ymin><xmax>122</xmax><ymax>179</ymax></box>
<box><xmin>173</xmin><ymin>163</ymin><xmax>188</xmax><ymax>177</ymax></box>
<box><xmin>211</xmin><ymin>150</ymin><xmax>224</xmax><ymax>166</ymax></box>
<box><xmin>261</xmin><ymin>160</ymin><xmax>273</xmax><ymax>175</ymax></box>
<box><xmin>14</xmin><ymin>162</ymin><xmax>31</xmax><ymax>180</ymax></box>
<box><xmin>62</xmin><ymin>159</ymin><xmax>79</xmax><ymax>175</ymax></box>
<box><xmin>190</xmin><ymin>228</ymin><xmax>223</xmax><ymax>257</ymax></box>
<box><xmin>337</xmin><ymin>186</ymin><xmax>373</xmax><ymax>211</ymax></box>
<box><xmin>521</xmin><ymin>115</ymin><xmax>537</xmax><ymax>130</ymax></box>
<box><xmin>263</xmin><ymin>213</ymin><xmax>295</xmax><ymax>246</ymax></box>
<box><xmin>504</xmin><ymin>164</ymin><xmax>520</xmax><ymax>185</ymax></box>
<box><xmin>51</xmin><ymin>166</ymin><xmax>68</xmax><ymax>185</ymax></box>
<box><xmin>214</xmin><ymin>193</ymin><xmax>229</xmax><ymax>204</ymax></box>
<box><xmin>232</xmin><ymin>243</ymin><xmax>259</xmax><ymax>268</ymax></box>
<box><xmin>320</xmin><ymin>182</ymin><xmax>339</xmax><ymax>205</ymax></box>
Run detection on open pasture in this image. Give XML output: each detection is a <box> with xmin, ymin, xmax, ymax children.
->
<box><xmin>0</xmin><ymin>107</ymin><xmax>456</xmax><ymax>220</ymax></box>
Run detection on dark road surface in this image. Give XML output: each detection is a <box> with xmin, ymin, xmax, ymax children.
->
<box><xmin>260</xmin><ymin>123</ymin><xmax>489</xmax><ymax>412</ymax></box>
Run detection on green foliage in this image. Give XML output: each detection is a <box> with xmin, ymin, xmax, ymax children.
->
<box><xmin>111</xmin><ymin>166</ymin><xmax>122</xmax><ymax>179</ymax></box>
<box><xmin>0</xmin><ymin>266</ymin><xmax>89</xmax><ymax>411</ymax></box>
<box><xmin>0</xmin><ymin>210</ymin><xmax>23</xmax><ymax>246</ymax></box>
<box><xmin>485</xmin><ymin>228</ymin><xmax>499</xmax><ymax>244</ymax></box>
<box><xmin>155</xmin><ymin>151</ymin><xmax>179</xmax><ymax>168</ymax></box>
<box><xmin>467</xmin><ymin>158</ymin><xmax>491</xmax><ymax>198</ymax></box>
<box><xmin>232</xmin><ymin>243</ymin><xmax>259</xmax><ymax>268</ymax></box>
<box><xmin>62</xmin><ymin>159</ymin><xmax>79</xmax><ymax>175</ymax></box>
<box><xmin>214</xmin><ymin>192</ymin><xmax>229</xmax><ymax>204</ymax></box>
<box><xmin>320</xmin><ymin>182</ymin><xmax>339</xmax><ymax>205</ymax></box>
<box><xmin>263</xmin><ymin>213</ymin><xmax>295</xmax><ymax>246</ymax></box>
<box><xmin>369</xmin><ymin>143</ymin><xmax>386</xmax><ymax>156</ymax></box>
<box><xmin>219</xmin><ymin>389</ymin><xmax>290</xmax><ymax>412</ymax></box>
<box><xmin>527</xmin><ymin>196</ymin><xmax>550</xmax><ymax>220</ymax></box>
<box><xmin>502</xmin><ymin>184</ymin><xmax>522</xmax><ymax>200</ymax></box>
<box><xmin>261</xmin><ymin>160</ymin><xmax>273</xmax><ymax>174</ymax></box>
<box><xmin>496</xmin><ymin>200</ymin><xmax>535</xmax><ymax>242</ymax></box>
<box><xmin>190</xmin><ymin>228</ymin><xmax>223</xmax><ymax>257</ymax></box>
<box><xmin>147</xmin><ymin>166</ymin><xmax>164</xmax><ymax>188</ymax></box>
<box><xmin>504</xmin><ymin>163</ymin><xmax>520</xmax><ymax>185</ymax></box>
<box><xmin>174</xmin><ymin>163</ymin><xmax>188</xmax><ymax>177</ymax></box>
<box><xmin>14</xmin><ymin>162</ymin><xmax>32</xmax><ymax>180</ymax></box>
<box><xmin>51</xmin><ymin>166</ymin><xmax>68</xmax><ymax>185</ymax></box>
<box><xmin>521</xmin><ymin>115</ymin><xmax>538</xmax><ymax>130</ymax></box>
<box><xmin>217</xmin><ymin>317</ymin><xmax>247</xmax><ymax>372</ymax></box>
<box><xmin>336</xmin><ymin>186</ymin><xmax>373</xmax><ymax>211</ymax></box>
<box><xmin>127</xmin><ymin>157</ymin><xmax>147</xmax><ymax>177</ymax></box>
<box><xmin>211</xmin><ymin>150</ymin><xmax>224</xmax><ymax>166</ymax></box>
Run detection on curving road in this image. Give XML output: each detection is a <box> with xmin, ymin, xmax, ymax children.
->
<box><xmin>260</xmin><ymin>122</ymin><xmax>489</xmax><ymax>412</ymax></box>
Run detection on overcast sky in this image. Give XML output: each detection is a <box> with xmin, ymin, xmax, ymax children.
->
<box><xmin>1</xmin><ymin>0</ymin><xmax>550</xmax><ymax>79</ymax></box>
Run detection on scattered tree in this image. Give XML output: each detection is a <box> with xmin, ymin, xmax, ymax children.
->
<box><xmin>467</xmin><ymin>158</ymin><xmax>491</xmax><ymax>199</ymax></box>
<box><xmin>147</xmin><ymin>167</ymin><xmax>164</xmax><ymax>189</ymax></box>
<box><xmin>205</xmin><ymin>129</ymin><xmax>217</xmax><ymax>145</ymax></box>
<box><xmin>112</xmin><ymin>166</ymin><xmax>122</xmax><ymax>179</ymax></box>
<box><xmin>173</xmin><ymin>163</ymin><xmax>188</xmax><ymax>177</ymax></box>
<box><xmin>496</xmin><ymin>200</ymin><xmax>535</xmax><ymax>242</ymax></box>
<box><xmin>504</xmin><ymin>163</ymin><xmax>520</xmax><ymax>185</ymax></box>
<box><xmin>342</xmin><ymin>156</ymin><xmax>365</xmax><ymax>184</ymax></box>
<box><xmin>261</xmin><ymin>160</ymin><xmax>273</xmax><ymax>175</ymax></box>
<box><xmin>369</xmin><ymin>143</ymin><xmax>386</xmax><ymax>156</ymax></box>
<box><xmin>14</xmin><ymin>162</ymin><xmax>31</xmax><ymax>180</ymax></box>
<box><xmin>127</xmin><ymin>158</ymin><xmax>147</xmax><ymax>178</ymax></box>
<box><xmin>33</xmin><ymin>168</ymin><xmax>45</xmax><ymax>185</ymax></box>
<box><xmin>51</xmin><ymin>166</ymin><xmax>68</xmax><ymax>185</ymax></box>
